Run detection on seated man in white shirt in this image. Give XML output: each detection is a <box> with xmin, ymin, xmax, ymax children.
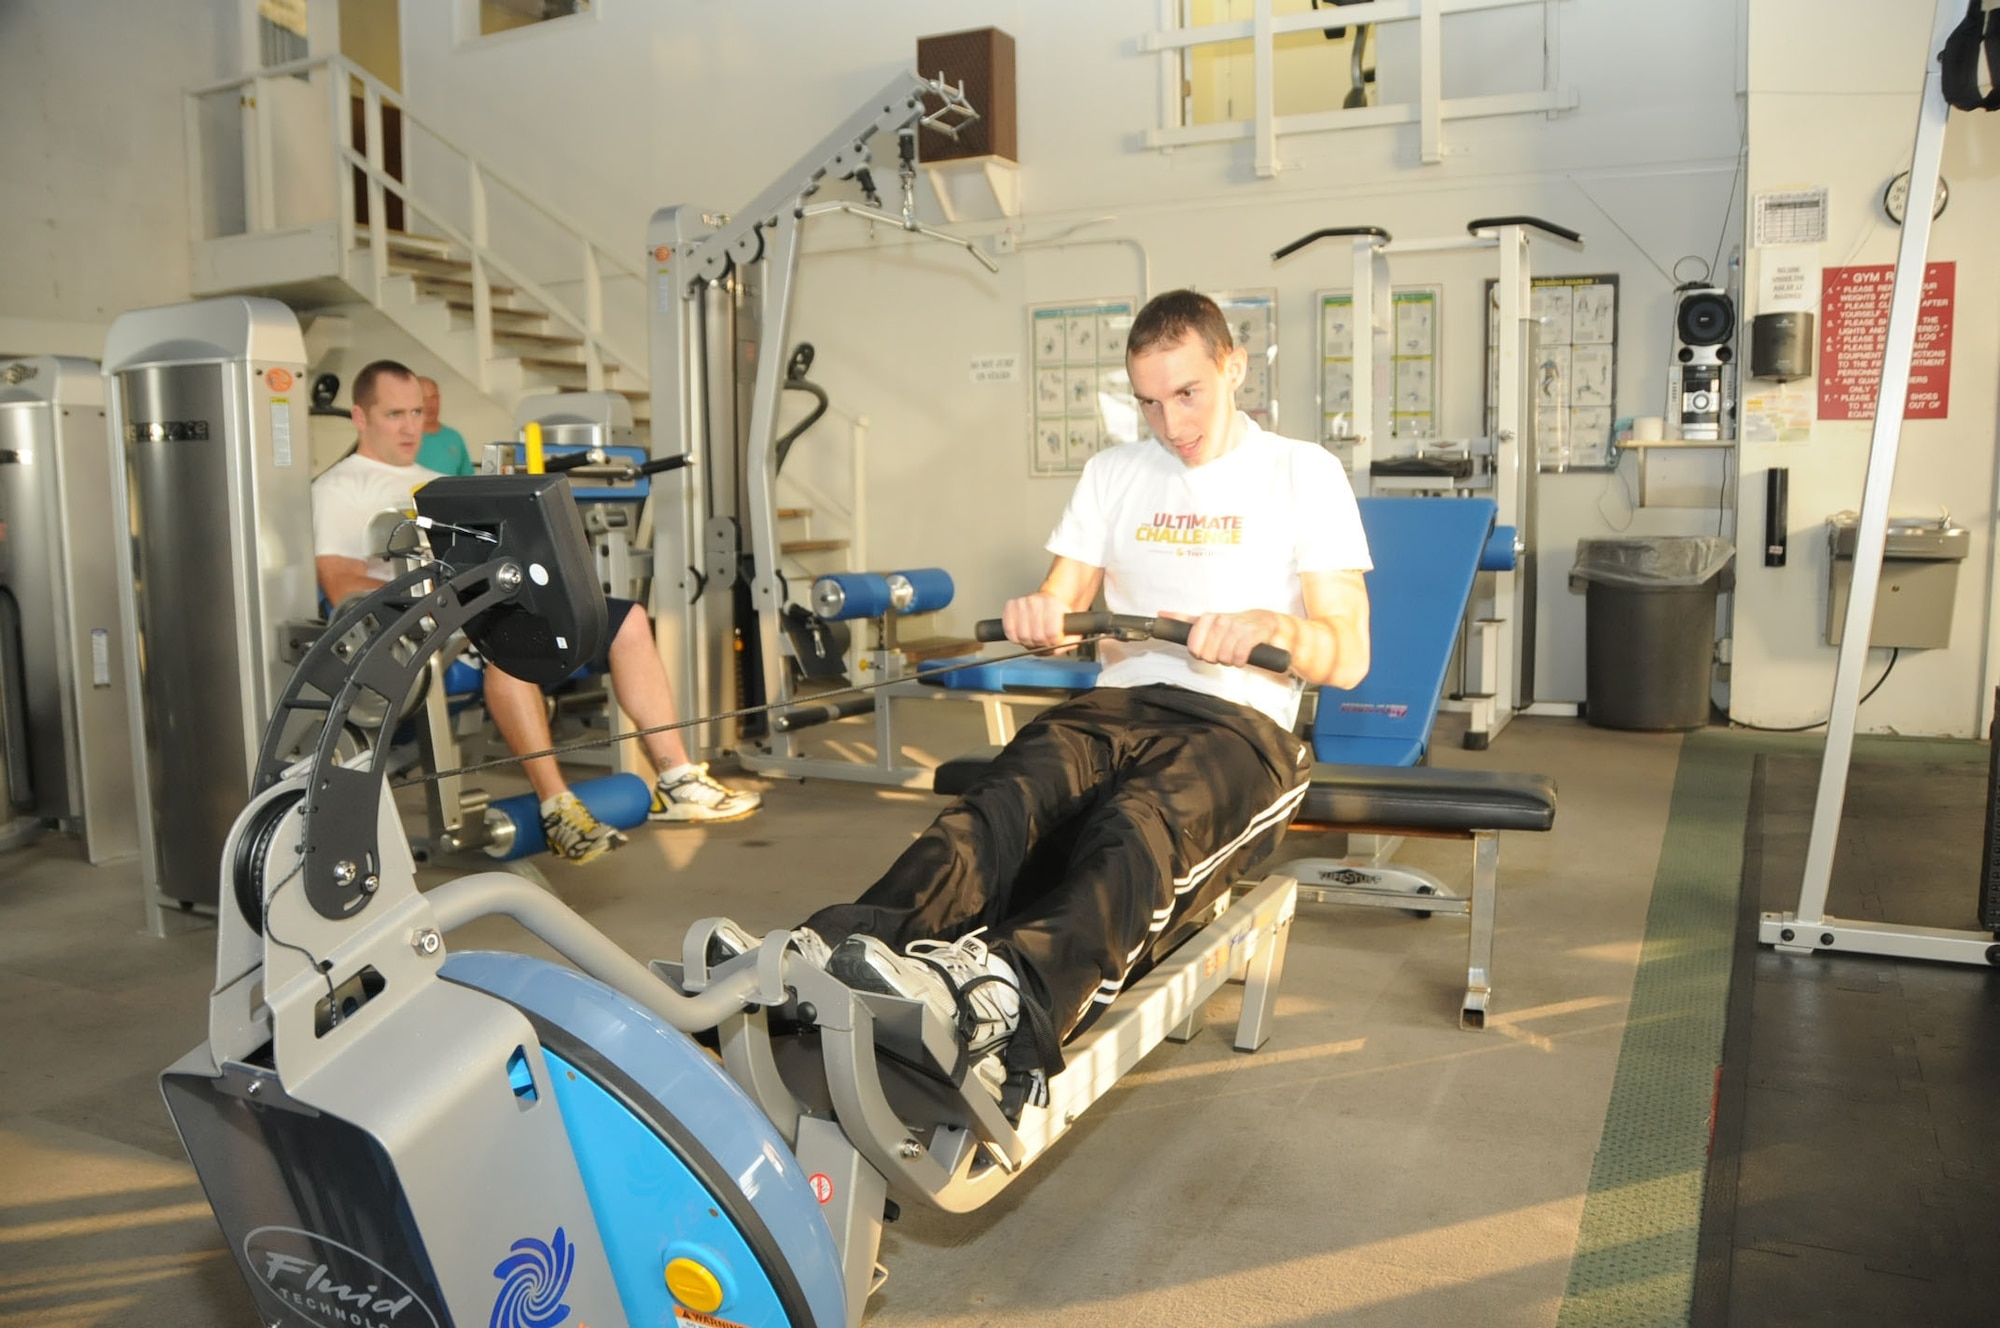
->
<box><xmin>735</xmin><ymin>292</ymin><xmax>1372</xmax><ymax>1116</ymax></box>
<box><xmin>311</xmin><ymin>359</ymin><xmax>759</xmax><ymax>864</ymax></box>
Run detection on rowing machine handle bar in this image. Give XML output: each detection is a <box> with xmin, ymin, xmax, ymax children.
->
<box><xmin>541</xmin><ymin>449</ymin><xmax>604</xmax><ymax>473</ymax></box>
<box><xmin>640</xmin><ymin>453</ymin><xmax>694</xmax><ymax>474</ymax></box>
<box><xmin>973</xmin><ymin>613</ymin><xmax>1291</xmax><ymax>675</ymax></box>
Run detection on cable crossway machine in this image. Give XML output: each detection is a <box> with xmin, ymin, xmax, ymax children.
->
<box><xmin>1273</xmin><ymin>217</ymin><xmax>1584</xmax><ymax>749</ymax></box>
<box><xmin>103</xmin><ymin>297</ymin><xmax>316</xmax><ymax>934</ymax></box>
<box><xmin>0</xmin><ymin>356</ymin><xmax>138</xmax><ymax>860</ymax></box>
<box><xmin>645</xmin><ymin>72</ymin><xmax>993</xmax><ymax>765</ymax></box>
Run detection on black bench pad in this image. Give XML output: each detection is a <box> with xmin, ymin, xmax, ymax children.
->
<box><xmin>933</xmin><ymin>748</ymin><xmax>1556</xmax><ymax>835</ymax></box>
<box><xmin>1296</xmin><ymin>763</ymin><xmax>1556</xmax><ymax>834</ymax></box>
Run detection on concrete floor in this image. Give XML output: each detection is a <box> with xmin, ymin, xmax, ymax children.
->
<box><xmin>0</xmin><ymin>708</ymin><xmax>1688</xmax><ymax>1327</ymax></box>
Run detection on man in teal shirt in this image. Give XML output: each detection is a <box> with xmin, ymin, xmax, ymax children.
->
<box><xmin>416</xmin><ymin>376</ymin><xmax>476</xmax><ymax>475</ymax></box>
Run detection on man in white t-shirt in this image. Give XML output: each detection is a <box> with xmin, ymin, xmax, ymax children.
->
<box><xmin>312</xmin><ymin>360</ymin><xmax>760</xmax><ymax>865</ymax></box>
<box><xmin>774</xmin><ymin>291</ymin><xmax>1372</xmax><ymax>1115</ymax></box>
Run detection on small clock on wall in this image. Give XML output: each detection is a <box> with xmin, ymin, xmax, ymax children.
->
<box><xmin>1882</xmin><ymin>170</ymin><xmax>1949</xmax><ymax>224</ymax></box>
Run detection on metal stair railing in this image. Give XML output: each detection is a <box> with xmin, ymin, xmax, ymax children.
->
<box><xmin>183</xmin><ymin>53</ymin><xmax>646</xmax><ymax>399</ymax></box>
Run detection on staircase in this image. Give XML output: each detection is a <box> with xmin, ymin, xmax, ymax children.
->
<box><xmin>183</xmin><ymin>51</ymin><xmax>857</xmax><ymax>577</ymax></box>
<box><xmin>347</xmin><ymin>228</ymin><xmax>650</xmax><ymax>429</ymax></box>
<box><xmin>184</xmin><ymin>53</ymin><xmax>649</xmax><ymax>427</ymax></box>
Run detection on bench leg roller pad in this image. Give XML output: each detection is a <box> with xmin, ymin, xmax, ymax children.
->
<box><xmin>484</xmin><ymin>772</ymin><xmax>653</xmax><ymax>861</ymax></box>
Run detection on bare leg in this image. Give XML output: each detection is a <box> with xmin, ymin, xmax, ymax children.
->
<box><xmin>483</xmin><ymin>665</ymin><xmax>566</xmax><ymax>802</ymax></box>
<box><xmin>605</xmin><ymin>605</ymin><xmax>692</xmax><ymax>773</ymax></box>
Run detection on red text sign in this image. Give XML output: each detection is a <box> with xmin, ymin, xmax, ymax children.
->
<box><xmin>1818</xmin><ymin>262</ymin><xmax>1953</xmax><ymax>421</ymax></box>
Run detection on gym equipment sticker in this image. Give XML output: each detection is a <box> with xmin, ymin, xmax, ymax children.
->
<box><xmin>243</xmin><ymin>1226</ymin><xmax>442</xmax><ymax>1328</ymax></box>
<box><xmin>675</xmin><ymin>1309</ymin><xmax>751</xmax><ymax>1328</ymax></box>
<box><xmin>490</xmin><ymin>1227</ymin><xmax>576</xmax><ymax>1328</ymax></box>
<box><xmin>808</xmin><ymin>1172</ymin><xmax>835</xmax><ymax>1204</ymax></box>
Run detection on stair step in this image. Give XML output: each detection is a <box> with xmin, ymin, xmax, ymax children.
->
<box><xmin>777</xmin><ymin>507</ymin><xmax>810</xmax><ymax>520</ymax></box>
<box><xmin>611</xmin><ymin>388</ymin><xmax>651</xmax><ymax>422</ymax></box>
<box><xmin>782</xmin><ymin>539</ymin><xmax>850</xmax><ymax>554</ymax></box>
<box><xmin>355</xmin><ymin>225</ymin><xmax>457</xmax><ymax>258</ymax></box>
<box><xmin>493</xmin><ymin>329</ymin><xmax>588</xmax><ymax>354</ymax></box>
<box><xmin>412</xmin><ymin>273</ymin><xmax>519</xmax><ymax>301</ymax></box>
<box><xmin>385</xmin><ymin>251</ymin><xmax>477</xmax><ymax>280</ymax></box>
<box><xmin>444</xmin><ymin>300</ymin><xmax>549</xmax><ymax>327</ymax></box>
<box><xmin>516</xmin><ymin>354</ymin><xmax>618</xmax><ymax>375</ymax></box>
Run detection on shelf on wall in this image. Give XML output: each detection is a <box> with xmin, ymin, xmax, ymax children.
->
<box><xmin>1620</xmin><ymin>438</ymin><xmax>1738</xmax><ymax>507</ymax></box>
<box><xmin>922</xmin><ymin>155</ymin><xmax>1020</xmax><ymax>222</ymax></box>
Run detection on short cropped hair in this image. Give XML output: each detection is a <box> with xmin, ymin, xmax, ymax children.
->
<box><xmin>1126</xmin><ymin>289</ymin><xmax>1235</xmax><ymax>363</ymax></box>
<box><xmin>352</xmin><ymin>359</ymin><xmax>418</xmax><ymax>410</ymax></box>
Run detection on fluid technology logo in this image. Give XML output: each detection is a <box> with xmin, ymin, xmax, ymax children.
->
<box><xmin>490</xmin><ymin>1227</ymin><xmax>577</xmax><ymax>1328</ymax></box>
<box><xmin>244</xmin><ymin>1226</ymin><xmax>441</xmax><ymax>1328</ymax></box>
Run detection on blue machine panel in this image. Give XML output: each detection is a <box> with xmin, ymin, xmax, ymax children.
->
<box><xmin>441</xmin><ymin>952</ymin><xmax>846</xmax><ymax>1328</ymax></box>
<box><xmin>544</xmin><ymin>1047</ymin><xmax>791</xmax><ymax>1325</ymax></box>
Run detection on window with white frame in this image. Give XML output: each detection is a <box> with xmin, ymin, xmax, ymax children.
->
<box><xmin>1145</xmin><ymin>0</ymin><xmax>1575</xmax><ymax>177</ymax></box>
<box><xmin>477</xmin><ymin>0</ymin><xmax>590</xmax><ymax>38</ymax></box>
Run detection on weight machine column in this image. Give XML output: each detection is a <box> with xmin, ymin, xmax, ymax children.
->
<box><xmin>1759</xmin><ymin>0</ymin><xmax>1994</xmax><ymax>967</ymax></box>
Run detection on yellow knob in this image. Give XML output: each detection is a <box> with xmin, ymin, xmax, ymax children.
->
<box><xmin>665</xmin><ymin>1256</ymin><xmax>724</xmax><ymax>1314</ymax></box>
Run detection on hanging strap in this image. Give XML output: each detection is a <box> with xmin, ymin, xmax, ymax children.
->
<box><xmin>1940</xmin><ymin>0</ymin><xmax>1999</xmax><ymax>111</ymax></box>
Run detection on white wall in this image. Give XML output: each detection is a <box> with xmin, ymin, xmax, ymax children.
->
<box><xmin>1731</xmin><ymin>0</ymin><xmax>2000</xmax><ymax>738</ymax></box>
<box><xmin>31</xmin><ymin>1</ymin><xmax>1962</xmax><ymax>727</ymax></box>
<box><xmin>398</xmin><ymin>0</ymin><xmax>1749</xmax><ymax>691</ymax></box>
<box><xmin>0</xmin><ymin>1</ymin><xmax>242</xmax><ymax>349</ymax></box>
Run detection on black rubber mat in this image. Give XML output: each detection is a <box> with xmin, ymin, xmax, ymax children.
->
<box><xmin>1699</xmin><ymin>744</ymin><xmax>2000</xmax><ymax>1327</ymax></box>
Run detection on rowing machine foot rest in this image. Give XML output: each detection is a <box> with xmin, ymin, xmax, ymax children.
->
<box><xmin>1288</xmin><ymin>762</ymin><xmax>1555</xmax><ymax>1029</ymax></box>
<box><xmin>483</xmin><ymin>772</ymin><xmax>652</xmax><ymax>861</ymax></box>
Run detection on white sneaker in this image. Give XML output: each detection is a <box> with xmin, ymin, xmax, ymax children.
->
<box><xmin>706</xmin><ymin>920</ymin><xmax>832</xmax><ymax>970</ymax></box>
<box><xmin>827</xmin><ymin>929</ymin><xmax>1021</xmax><ymax>1057</ymax></box>
<box><xmin>652</xmin><ymin>763</ymin><xmax>761</xmax><ymax>824</ymax></box>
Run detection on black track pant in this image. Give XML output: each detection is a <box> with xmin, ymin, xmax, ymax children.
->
<box><xmin>805</xmin><ymin>684</ymin><xmax>1311</xmax><ymax>1076</ymax></box>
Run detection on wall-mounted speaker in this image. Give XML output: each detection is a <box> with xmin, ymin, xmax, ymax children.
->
<box><xmin>1667</xmin><ymin>284</ymin><xmax>1735</xmax><ymax>441</ymax></box>
<box><xmin>915</xmin><ymin>27</ymin><xmax>1017</xmax><ymax>163</ymax></box>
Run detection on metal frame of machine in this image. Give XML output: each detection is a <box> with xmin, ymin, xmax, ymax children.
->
<box><xmin>102</xmin><ymin>297</ymin><xmax>316</xmax><ymax>936</ymax></box>
<box><xmin>646</xmin><ymin>72</ymin><xmax>997</xmax><ymax>771</ymax></box>
<box><xmin>1759</xmin><ymin>0</ymin><xmax>1999</xmax><ymax>970</ymax></box>
<box><xmin>1273</xmin><ymin>217</ymin><xmax>1585</xmax><ymax>750</ymax></box>
<box><xmin>0</xmin><ymin>356</ymin><xmax>138</xmax><ymax>861</ymax></box>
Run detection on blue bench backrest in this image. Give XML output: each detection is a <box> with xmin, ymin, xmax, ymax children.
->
<box><xmin>1311</xmin><ymin>496</ymin><xmax>1497</xmax><ymax>767</ymax></box>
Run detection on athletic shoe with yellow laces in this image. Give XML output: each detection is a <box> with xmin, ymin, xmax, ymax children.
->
<box><xmin>651</xmin><ymin>763</ymin><xmax>762</xmax><ymax>824</ymax></box>
<box><xmin>539</xmin><ymin>791</ymin><xmax>628</xmax><ymax>864</ymax></box>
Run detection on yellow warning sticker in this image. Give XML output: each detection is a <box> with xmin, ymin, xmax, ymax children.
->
<box><xmin>674</xmin><ymin>1307</ymin><xmax>750</xmax><ymax>1328</ymax></box>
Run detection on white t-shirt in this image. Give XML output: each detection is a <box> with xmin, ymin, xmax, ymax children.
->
<box><xmin>311</xmin><ymin>451</ymin><xmax>444</xmax><ymax>583</ymax></box>
<box><xmin>1044</xmin><ymin>415</ymin><xmax>1371</xmax><ymax>731</ymax></box>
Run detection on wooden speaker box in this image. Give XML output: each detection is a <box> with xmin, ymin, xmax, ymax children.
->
<box><xmin>916</xmin><ymin>27</ymin><xmax>1016</xmax><ymax>163</ymax></box>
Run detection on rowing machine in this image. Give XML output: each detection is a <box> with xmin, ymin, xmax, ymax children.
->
<box><xmin>162</xmin><ymin>474</ymin><xmax>1299</xmax><ymax>1328</ymax></box>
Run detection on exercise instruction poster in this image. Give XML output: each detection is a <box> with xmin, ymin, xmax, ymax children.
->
<box><xmin>1030</xmin><ymin>299</ymin><xmax>1137</xmax><ymax>476</ymax></box>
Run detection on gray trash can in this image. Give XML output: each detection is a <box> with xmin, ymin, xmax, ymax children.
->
<box><xmin>1571</xmin><ymin>537</ymin><xmax>1734</xmax><ymax>731</ymax></box>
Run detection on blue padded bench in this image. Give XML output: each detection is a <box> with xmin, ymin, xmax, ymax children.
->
<box><xmin>1314</xmin><ymin>496</ymin><xmax>1502</xmax><ymax>766</ymax></box>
